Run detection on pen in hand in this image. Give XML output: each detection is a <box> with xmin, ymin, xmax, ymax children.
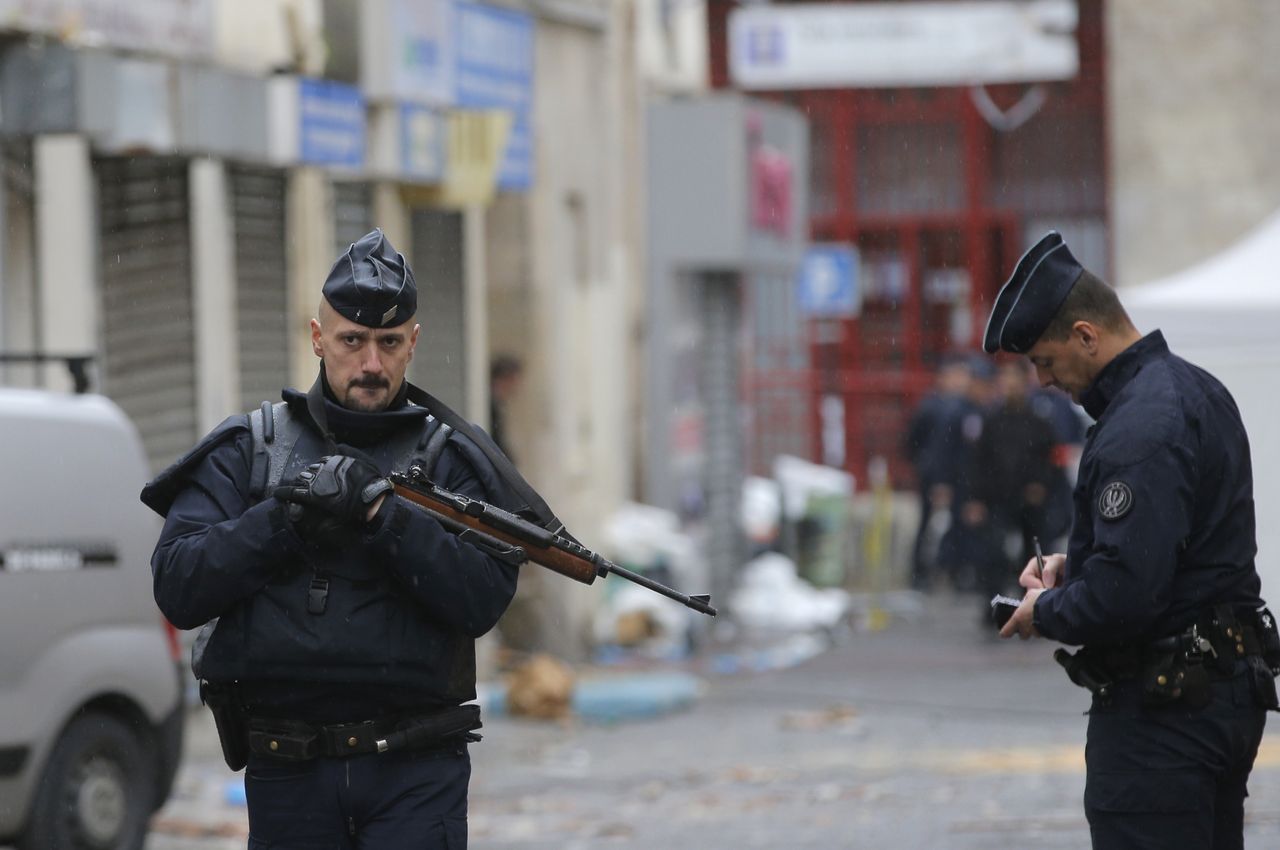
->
<box><xmin>1034</xmin><ymin>536</ymin><xmax>1047</xmax><ymax>585</ymax></box>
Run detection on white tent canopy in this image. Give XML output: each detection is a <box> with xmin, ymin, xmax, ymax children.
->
<box><xmin>1123</xmin><ymin>209</ymin><xmax>1280</xmax><ymax>593</ymax></box>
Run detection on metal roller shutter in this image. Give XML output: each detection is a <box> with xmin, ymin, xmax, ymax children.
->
<box><xmin>700</xmin><ymin>272</ymin><xmax>745</xmax><ymax>601</ymax></box>
<box><xmin>409</xmin><ymin>209</ymin><xmax>467</xmax><ymax>410</ymax></box>
<box><xmin>97</xmin><ymin>156</ymin><xmax>195</xmax><ymax>473</ymax></box>
<box><xmin>747</xmin><ymin>270</ymin><xmax>811</xmax><ymax>474</ymax></box>
<box><xmin>0</xmin><ymin>140</ymin><xmax>36</xmax><ymax>385</ymax></box>
<box><xmin>333</xmin><ymin>180</ymin><xmax>373</xmax><ymax>256</ymax></box>
<box><xmin>231</xmin><ymin>165</ymin><xmax>290</xmax><ymax>409</ymax></box>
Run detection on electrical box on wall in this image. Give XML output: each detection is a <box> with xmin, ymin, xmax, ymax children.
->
<box><xmin>647</xmin><ymin>93</ymin><xmax>809</xmax><ymax>273</ymax></box>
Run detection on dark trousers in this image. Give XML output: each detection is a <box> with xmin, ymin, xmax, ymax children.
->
<box><xmin>1084</xmin><ymin>666</ymin><xmax>1267</xmax><ymax>850</ymax></box>
<box><xmin>244</xmin><ymin>747</ymin><xmax>470</xmax><ymax>849</ymax></box>
<box><xmin>910</xmin><ymin>489</ymin><xmax>935</xmax><ymax>589</ymax></box>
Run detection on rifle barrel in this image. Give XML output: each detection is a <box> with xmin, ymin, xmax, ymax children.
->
<box><xmin>603</xmin><ymin>559</ymin><xmax>718</xmax><ymax>616</ymax></box>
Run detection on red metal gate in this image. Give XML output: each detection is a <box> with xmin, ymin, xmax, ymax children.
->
<box><xmin>710</xmin><ymin>0</ymin><xmax>1108</xmax><ymax>487</ymax></box>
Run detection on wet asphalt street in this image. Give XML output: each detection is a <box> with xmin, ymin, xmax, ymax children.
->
<box><xmin>144</xmin><ymin>592</ymin><xmax>1280</xmax><ymax>849</ymax></box>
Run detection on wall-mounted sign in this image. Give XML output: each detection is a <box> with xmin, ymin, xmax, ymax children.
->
<box><xmin>750</xmin><ymin>144</ymin><xmax>792</xmax><ymax>238</ymax></box>
<box><xmin>0</xmin><ymin>0</ymin><xmax>214</xmax><ymax>60</ymax></box>
<box><xmin>455</xmin><ymin>2</ymin><xmax>534</xmax><ymax>190</ymax></box>
<box><xmin>798</xmin><ymin>245</ymin><xmax>861</xmax><ymax>317</ymax></box>
<box><xmin>362</xmin><ymin>0</ymin><xmax>456</xmax><ymax>107</ymax></box>
<box><xmin>400</xmin><ymin>103</ymin><xmax>447</xmax><ymax>181</ymax></box>
<box><xmin>729</xmin><ymin>0</ymin><xmax>1078</xmax><ymax>90</ymax></box>
<box><xmin>299</xmin><ymin>77</ymin><xmax>366</xmax><ymax>167</ymax></box>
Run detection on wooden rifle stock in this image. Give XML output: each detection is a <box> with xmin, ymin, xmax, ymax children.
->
<box><xmin>389</xmin><ymin>469</ymin><xmax>717</xmax><ymax>616</ymax></box>
<box><xmin>390</xmin><ymin>477</ymin><xmax>598</xmax><ymax>585</ymax></box>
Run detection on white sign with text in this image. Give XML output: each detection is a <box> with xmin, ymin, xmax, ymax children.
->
<box><xmin>729</xmin><ymin>0</ymin><xmax>1078</xmax><ymax>90</ymax></box>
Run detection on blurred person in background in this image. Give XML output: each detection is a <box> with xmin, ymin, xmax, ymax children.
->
<box><xmin>903</xmin><ymin>354</ymin><xmax>974</xmax><ymax>590</ymax></box>
<box><xmin>1029</xmin><ymin>376</ymin><xmax>1087</xmax><ymax>549</ymax></box>
<box><xmin>1031</xmin><ymin>374</ymin><xmax>1088</xmax><ymax>473</ymax></box>
<box><xmin>141</xmin><ymin>229</ymin><xmax>521</xmax><ymax>849</ymax></box>
<box><xmin>935</xmin><ymin>356</ymin><xmax>1000</xmax><ymax>592</ymax></box>
<box><xmin>489</xmin><ymin>353</ymin><xmax>524</xmax><ymax>464</ymax></box>
<box><xmin>991</xmin><ymin>231</ymin><xmax>1277</xmax><ymax>850</ymax></box>
<box><xmin>965</xmin><ymin>359</ymin><xmax>1065</xmax><ymax>603</ymax></box>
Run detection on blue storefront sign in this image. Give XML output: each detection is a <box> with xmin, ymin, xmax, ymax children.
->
<box><xmin>299</xmin><ymin>77</ymin><xmax>365</xmax><ymax>168</ymax></box>
<box><xmin>400</xmin><ymin>103</ymin><xmax>447</xmax><ymax>181</ymax></box>
<box><xmin>797</xmin><ymin>245</ymin><xmax>861</xmax><ymax>317</ymax></box>
<box><xmin>387</xmin><ymin>0</ymin><xmax>455</xmax><ymax>106</ymax></box>
<box><xmin>455</xmin><ymin>2</ymin><xmax>534</xmax><ymax>190</ymax></box>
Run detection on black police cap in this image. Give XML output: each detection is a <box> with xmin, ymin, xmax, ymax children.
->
<box><xmin>322</xmin><ymin>228</ymin><xmax>417</xmax><ymax>328</ymax></box>
<box><xmin>982</xmin><ymin>231</ymin><xmax>1085</xmax><ymax>354</ymax></box>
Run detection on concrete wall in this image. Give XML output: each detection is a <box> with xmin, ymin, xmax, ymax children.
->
<box><xmin>34</xmin><ymin>136</ymin><xmax>96</xmax><ymax>394</ymax></box>
<box><xmin>286</xmin><ymin>168</ymin><xmax>335</xmax><ymax>389</ymax></box>
<box><xmin>485</xmin><ymin>1</ymin><xmax>640</xmax><ymax>660</ymax></box>
<box><xmin>487</xmin><ymin>5</ymin><xmax>633</xmax><ymax>533</ymax></box>
<box><xmin>1109</xmin><ymin>0</ymin><xmax>1280</xmax><ymax>286</ymax></box>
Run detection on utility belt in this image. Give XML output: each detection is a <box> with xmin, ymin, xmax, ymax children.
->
<box><xmin>199</xmin><ymin>681</ymin><xmax>481</xmax><ymax>770</ymax></box>
<box><xmin>1054</xmin><ymin>604</ymin><xmax>1280</xmax><ymax>711</ymax></box>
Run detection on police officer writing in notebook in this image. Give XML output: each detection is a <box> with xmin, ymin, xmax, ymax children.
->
<box><xmin>142</xmin><ymin>230</ymin><xmax>520</xmax><ymax>848</ymax></box>
<box><xmin>987</xmin><ymin>232</ymin><xmax>1279</xmax><ymax>850</ymax></box>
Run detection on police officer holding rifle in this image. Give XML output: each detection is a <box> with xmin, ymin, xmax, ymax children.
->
<box><xmin>142</xmin><ymin>229</ymin><xmax>711</xmax><ymax>848</ymax></box>
<box><xmin>986</xmin><ymin>231</ymin><xmax>1279</xmax><ymax>850</ymax></box>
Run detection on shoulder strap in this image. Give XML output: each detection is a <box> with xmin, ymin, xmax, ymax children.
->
<box><xmin>248</xmin><ymin>400</ymin><xmax>304</xmax><ymax>500</ymax></box>
<box><xmin>420</xmin><ymin>420</ymin><xmax>454</xmax><ymax>477</ymax></box>
<box><xmin>403</xmin><ymin>382</ymin><xmax>566</xmax><ymax>534</ymax></box>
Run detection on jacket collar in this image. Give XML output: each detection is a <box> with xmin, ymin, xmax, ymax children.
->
<box><xmin>1079</xmin><ymin>330</ymin><xmax>1168</xmax><ymax>420</ymax></box>
<box><xmin>282</xmin><ymin>369</ymin><xmax>428</xmax><ymax>448</ymax></box>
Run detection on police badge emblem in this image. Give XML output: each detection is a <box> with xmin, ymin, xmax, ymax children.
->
<box><xmin>1098</xmin><ymin>481</ymin><xmax>1134</xmax><ymax>520</ymax></box>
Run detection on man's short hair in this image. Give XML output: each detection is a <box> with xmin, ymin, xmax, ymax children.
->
<box><xmin>1039</xmin><ymin>270</ymin><xmax>1132</xmax><ymax>342</ymax></box>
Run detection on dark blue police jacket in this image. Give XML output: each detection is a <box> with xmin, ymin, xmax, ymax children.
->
<box><xmin>1033</xmin><ymin>331</ymin><xmax>1264</xmax><ymax>647</ymax></box>
<box><xmin>143</xmin><ymin>385</ymin><xmax>520</xmax><ymax>722</ymax></box>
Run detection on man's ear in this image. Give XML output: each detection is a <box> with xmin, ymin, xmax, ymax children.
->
<box><xmin>407</xmin><ymin>323</ymin><xmax>421</xmax><ymax>362</ymax></box>
<box><xmin>1073</xmin><ymin>320</ymin><xmax>1101</xmax><ymax>355</ymax></box>
<box><xmin>311</xmin><ymin>318</ymin><xmax>323</xmax><ymax>358</ymax></box>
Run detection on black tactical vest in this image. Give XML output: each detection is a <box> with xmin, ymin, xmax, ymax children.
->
<box><xmin>195</xmin><ymin>401</ymin><xmax>480</xmax><ymax>705</ymax></box>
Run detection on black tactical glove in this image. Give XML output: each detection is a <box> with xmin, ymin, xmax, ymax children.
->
<box><xmin>280</xmin><ymin>500</ymin><xmax>348</xmax><ymax>548</ymax></box>
<box><xmin>274</xmin><ymin>454</ymin><xmax>394</xmax><ymax>527</ymax></box>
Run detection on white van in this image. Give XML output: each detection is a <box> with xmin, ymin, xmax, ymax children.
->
<box><xmin>0</xmin><ymin>386</ymin><xmax>183</xmax><ymax>850</ymax></box>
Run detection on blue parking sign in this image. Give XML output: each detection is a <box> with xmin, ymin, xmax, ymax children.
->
<box><xmin>798</xmin><ymin>245</ymin><xmax>860</xmax><ymax>317</ymax></box>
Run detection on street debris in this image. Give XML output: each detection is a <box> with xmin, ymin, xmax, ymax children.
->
<box><xmin>506</xmin><ymin>653</ymin><xmax>576</xmax><ymax>720</ymax></box>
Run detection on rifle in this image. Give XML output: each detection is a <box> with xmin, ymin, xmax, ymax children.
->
<box><xmin>389</xmin><ymin>466</ymin><xmax>717</xmax><ymax>617</ymax></box>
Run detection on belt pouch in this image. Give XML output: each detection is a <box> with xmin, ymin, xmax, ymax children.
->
<box><xmin>247</xmin><ymin>720</ymin><xmax>319</xmax><ymax>760</ymax></box>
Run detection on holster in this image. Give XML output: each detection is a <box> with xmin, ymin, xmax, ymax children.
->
<box><xmin>1253</xmin><ymin>605</ymin><xmax>1280</xmax><ymax>676</ymax></box>
<box><xmin>1247</xmin><ymin>655</ymin><xmax>1280</xmax><ymax>711</ymax></box>
<box><xmin>1254</xmin><ymin>605</ymin><xmax>1280</xmax><ymax>711</ymax></box>
<box><xmin>1205</xmin><ymin>604</ymin><xmax>1280</xmax><ymax>712</ymax></box>
<box><xmin>200</xmin><ymin>680</ymin><xmax>249</xmax><ymax>771</ymax></box>
<box><xmin>1054</xmin><ymin>648</ymin><xmax>1116</xmax><ymax>706</ymax></box>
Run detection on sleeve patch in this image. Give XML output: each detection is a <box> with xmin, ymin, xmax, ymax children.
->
<box><xmin>1097</xmin><ymin>481</ymin><xmax>1134</xmax><ymax>521</ymax></box>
